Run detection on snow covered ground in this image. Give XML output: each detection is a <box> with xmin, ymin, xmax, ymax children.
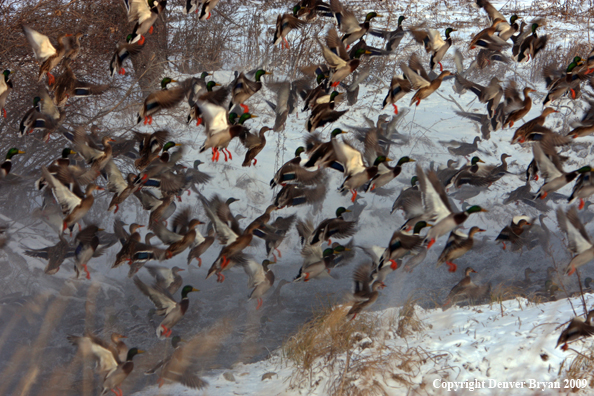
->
<box><xmin>133</xmin><ymin>295</ymin><xmax>594</xmax><ymax>396</ymax></box>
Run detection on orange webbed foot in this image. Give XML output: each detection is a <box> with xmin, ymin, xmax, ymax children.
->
<box><xmin>275</xmin><ymin>248</ymin><xmax>282</xmax><ymax>258</ymax></box>
<box><xmin>392</xmin><ymin>104</ymin><xmax>398</xmax><ymax>114</ymax></box>
<box><xmin>2</xmin><ymin>108</ymin><xmax>6</xmax><ymax>118</ymax></box>
<box><xmin>47</xmin><ymin>72</ymin><xmax>55</xmax><ymax>85</ymax></box>
<box><xmin>426</xmin><ymin>239</ymin><xmax>435</xmax><ymax>249</ymax></box>
<box><xmin>240</xmin><ymin>104</ymin><xmax>249</xmax><ymax>113</ymax></box>
<box><xmin>138</xmin><ymin>35</ymin><xmax>146</xmax><ymax>45</ymax></box>
<box><xmin>149</xmin><ymin>26</ymin><xmax>154</xmax><ymax>34</ymax></box>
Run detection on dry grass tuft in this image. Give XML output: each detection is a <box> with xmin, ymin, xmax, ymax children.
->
<box><xmin>282</xmin><ymin>302</ymin><xmax>434</xmax><ymax>396</ymax></box>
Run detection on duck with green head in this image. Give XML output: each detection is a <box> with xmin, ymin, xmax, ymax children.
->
<box><xmin>134</xmin><ymin>277</ymin><xmax>200</xmax><ymax>339</ymax></box>
<box><xmin>67</xmin><ymin>333</ymin><xmax>145</xmax><ymax>396</ymax></box>
<box><xmin>200</xmin><ymin>113</ymin><xmax>258</xmax><ymax>162</ymax></box>
<box><xmin>294</xmin><ymin>244</ymin><xmax>349</xmax><ymax>282</ymax></box>
<box><xmin>1</xmin><ymin>148</ymin><xmax>25</xmax><ymax>179</ymax></box>
<box><xmin>517</xmin><ymin>22</ymin><xmax>547</xmax><ymax>63</ymax></box>
<box><xmin>430</xmin><ymin>27</ymin><xmax>457</xmax><ymax>71</ymax></box>
<box><xmin>188</xmin><ymin>80</ymin><xmax>220</xmax><ymax>126</ymax></box>
<box><xmin>369</xmin><ymin>15</ymin><xmax>407</xmax><ymax>52</ymax></box>
<box><xmin>369</xmin><ymin>156</ymin><xmax>415</xmax><ymax>191</ymax></box>
<box><xmin>137</xmin><ymin>78</ymin><xmax>190</xmax><ymax>125</ymax></box>
<box><xmin>0</xmin><ymin>69</ymin><xmax>12</xmax><ymax>118</ymax></box>
<box><xmin>306</xmin><ymin>91</ymin><xmax>347</xmax><ymax>132</ymax></box>
<box><xmin>270</xmin><ymin>146</ymin><xmax>324</xmax><ymax>187</ymax></box>
<box><xmin>310</xmin><ymin>207</ymin><xmax>356</xmax><ymax>245</ymax></box>
<box><xmin>437</xmin><ymin>227</ymin><xmax>486</xmax><ymax>273</ymax></box>
<box><xmin>339</xmin><ymin>155</ymin><xmax>392</xmax><ymax>202</ymax></box>
<box><xmin>229</xmin><ymin>70</ymin><xmax>271</xmax><ymax>113</ymax></box>
<box><xmin>338</xmin><ymin>9</ymin><xmax>382</xmax><ymax>47</ymax></box>
<box><xmin>379</xmin><ymin>221</ymin><xmax>431</xmax><ymax>272</ymax></box>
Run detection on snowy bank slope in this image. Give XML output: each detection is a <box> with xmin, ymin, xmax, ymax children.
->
<box><xmin>133</xmin><ymin>295</ymin><xmax>594</xmax><ymax>396</ymax></box>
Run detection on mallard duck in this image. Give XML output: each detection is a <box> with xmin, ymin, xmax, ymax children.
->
<box><xmin>503</xmin><ymin>87</ymin><xmax>535</xmax><ymax>128</ymax></box>
<box><xmin>52</xmin><ymin>65</ymin><xmax>109</xmax><ymax>106</ymax></box>
<box><xmin>109</xmin><ymin>35</ymin><xmax>143</xmax><ymax>76</ymax></box>
<box><xmin>382</xmin><ymin>75</ymin><xmax>412</xmax><ymax>115</ymax></box>
<box><xmin>34</xmin><ymin>147</ymin><xmax>79</xmax><ymax>192</ymax></box>
<box><xmin>22</xmin><ymin>25</ymin><xmax>70</xmax><ymax>85</ymax></box>
<box><xmin>511</xmin><ymin>108</ymin><xmax>557</xmax><ymax>143</ymax></box>
<box><xmin>274</xmin><ymin>13</ymin><xmax>306</xmax><ymax>49</ymax></box>
<box><xmin>495</xmin><ymin>216</ymin><xmax>531</xmax><ymax>250</ymax></box>
<box><xmin>417</xmin><ymin>165</ymin><xmax>487</xmax><ymax>249</ymax></box>
<box><xmin>197</xmin><ymin>0</ymin><xmax>220</xmax><ymax>20</ymax></box>
<box><xmin>517</xmin><ymin>22</ymin><xmax>548</xmax><ymax>63</ymax></box>
<box><xmin>187</xmin><ymin>80</ymin><xmax>219</xmax><ymax>126</ymax></box>
<box><xmin>306</xmin><ymin>91</ymin><xmax>347</xmax><ymax>132</ymax></box>
<box><xmin>0</xmin><ymin>70</ymin><xmax>12</xmax><ymax>118</ymax></box>
<box><xmin>292</xmin><ymin>0</ymin><xmax>332</xmax><ymax>20</ymax></box>
<box><xmin>111</xmin><ymin>333</ymin><xmax>128</xmax><ymax>363</ymax></box>
<box><xmin>436</xmin><ymin>227</ymin><xmax>485</xmax><ymax>272</ymax></box>
<box><xmin>319</xmin><ymin>28</ymin><xmax>368</xmax><ymax>88</ymax></box>
<box><xmin>454</xmin><ymin>75</ymin><xmax>502</xmax><ymax>118</ymax></box>
<box><xmin>347</xmin><ymin>263</ymin><xmax>381</xmax><ymax>320</ymax></box>
<box><xmin>294</xmin><ymin>244</ymin><xmax>347</xmax><ymax>282</ymax></box>
<box><xmin>229</xmin><ymin>70</ymin><xmax>270</xmax><ymax>113</ymax></box>
<box><xmin>439</xmin><ymin>137</ymin><xmax>481</xmax><ymax>158</ymax></box>
<box><xmin>569</xmin><ymin>169</ymin><xmax>594</xmax><ymax>210</ymax></box>
<box><xmin>391</xmin><ymin>176</ymin><xmax>422</xmax><ymax>215</ymax></box>
<box><xmin>368</xmin><ymin>156</ymin><xmax>415</xmax><ymax>191</ymax></box>
<box><xmin>134</xmin><ymin>277</ymin><xmax>199</xmax><ymax>339</ymax></box>
<box><xmin>187</xmin><ymin>226</ymin><xmax>215</xmax><ymax>267</ymax></box>
<box><xmin>133</xmin><ymin>130</ymin><xmax>169</xmax><ymax>170</ymax></box>
<box><xmin>240</xmin><ymin>126</ymin><xmax>271</xmax><ymax>166</ymax></box>
<box><xmin>556</xmin><ymin>311</ymin><xmax>594</xmax><ymax>350</ymax></box>
<box><xmin>499</xmin><ymin>15</ymin><xmax>522</xmax><ymax>41</ymax></box>
<box><xmin>19</xmin><ymin>88</ymin><xmax>63</xmax><ymax>140</ymax></box>
<box><xmin>401</xmin><ymin>53</ymin><xmax>452</xmax><ymax>107</ymax></box>
<box><xmin>369</xmin><ymin>15</ymin><xmax>406</xmax><ymax>52</ymax></box>
<box><xmin>443</xmin><ymin>267</ymin><xmax>479</xmax><ymax>307</ymax></box>
<box><xmin>338</xmin><ymin>155</ymin><xmax>391</xmax><ymax>201</ymax></box>
<box><xmin>468</xmin><ymin>19</ymin><xmax>509</xmax><ymax>50</ymax></box>
<box><xmin>41</xmin><ymin>167</ymin><xmax>101</xmax><ymax>234</ymax></box>
<box><xmin>74</xmin><ymin>225</ymin><xmax>104</xmax><ymax>280</ymax></box>
<box><xmin>272</xmin><ymin>146</ymin><xmax>324</xmax><ymax>186</ymax></box>
<box><xmin>301</xmin><ymin>73</ymin><xmax>330</xmax><ymax>111</ymax></box>
<box><xmin>201</xmin><ymin>112</ymin><xmax>256</xmax><ymax>162</ymax></box>
<box><xmin>75</xmin><ymin>132</ymin><xmax>116</xmax><ymax>182</ymax></box>
<box><xmin>125</xmin><ymin>0</ymin><xmax>167</xmax><ymax>44</ymax></box>
<box><xmin>274</xmin><ymin>180</ymin><xmax>328</xmax><ymax>209</ymax></box>
<box><xmin>242</xmin><ymin>259</ymin><xmax>276</xmax><ymax>309</ymax></box>
<box><xmin>134</xmin><ymin>141</ymin><xmax>183</xmax><ymax>185</ymax></box>
<box><xmin>475</xmin><ymin>0</ymin><xmax>511</xmax><ymax>31</ymax></box>
<box><xmin>557</xmin><ymin>206</ymin><xmax>594</xmax><ymax>276</ymax></box>
<box><xmin>330</xmin><ymin>0</ymin><xmax>381</xmax><ymax>46</ymax></box>
<box><xmin>0</xmin><ymin>148</ymin><xmax>25</xmax><ymax>179</ymax></box>
<box><xmin>567</xmin><ymin>100</ymin><xmax>594</xmax><ymax>138</ymax></box>
<box><xmin>447</xmin><ymin>155</ymin><xmax>506</xmax><ymax>189</ymax></box>
<box><xmin>67</xmin><ymin>333</ymin><xmax>144</xmax><ymax>396</ymax></box>
<box><xmin>145</xmin><ymin>265</ymin><xmax>185</xmax><ymax>295</ymax></box>
<box><xmin>410</xmin><ymin>27</ymin><xmax>457</xmax><ymax>71</ymax></box>
<box><xmin>151</xmin><ymin>209</ymin><xmax>205</xmax><ymax>258</ymax></box>
<box><xmin>144</xmin><ymin>335</ymin><xmax>208</xmax><ymax>389</ymax></box>
<box><xmin>532</xmin><ymin>141</ymin><xmax>591</xmax><ymax>199</ymax></box>
<box><xmin>113</xmin><ymin>222</ymin><xmax>145</xmax><ymax>268</ymax></box>
<box><xmin>24</xmin><ymin>235</ymin><xmax>73</xmax><ymax>275</ymax></box>
<box><xmin>260</xmin><ymin>215</ymin><xmax>297</xmax><ymax>260</ymax></box>
<box><xmin>137</xmin><ymin>78</ymin><xmax>191</xmax><ymax>125</ymax></box>
<box><xmin>379</xmin><ymin>221</ymin><xmax>430</xmax><ymax>269</ymax></box>
<box><xmin>543</xmin><ymin>58</ymin><xmax>584</xmax><ymax>106</ymax></box>
<box><xmin>206</xmin><ymin>222</ymin><xmax>260</xmax><ymax>282</ymax></box>
<box><xmin>309</xmin><ymin>207</ymin><xmax>356</xmax><ymax>245</ymax></box>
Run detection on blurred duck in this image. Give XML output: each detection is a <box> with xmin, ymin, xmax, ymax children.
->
<box><xmin>436</xmin><ymin>227</ymin><xmax>485</xmax><ymax>272</ymax></box>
